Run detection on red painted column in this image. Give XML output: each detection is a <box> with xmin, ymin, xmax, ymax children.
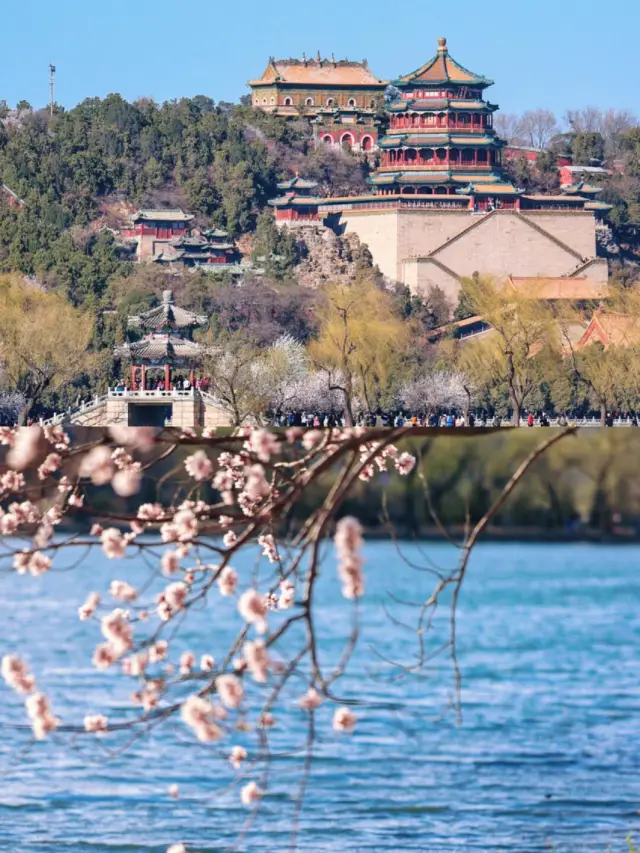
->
<box><xmin>131</xmin><ymin>364</ymin><xmax>137</xmax><ymax>391</ymax></box>
<box><xmin>189</xmin><ymin>368</ymin><xmax>195</xmax><ymax>387</ymax></box>
<box><xmin>141</xmin><ymin>364</ymin><xmax>146</xmax><ymax>391</ymax></box>
<box><xmin>164</xmin><ymin>363</ymin><xmax>171</xmax><ymax>390</ymax></box>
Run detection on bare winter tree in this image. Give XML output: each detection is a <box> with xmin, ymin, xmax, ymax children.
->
<box><xmin>515</xmin><ymin>109</ymin><xmax>560</xmax><ymax>150</ymax></box>
<box><xmin>0</xmin><ymin>424</ymin><xmax>576</xmax><ymax>852</ymax></box>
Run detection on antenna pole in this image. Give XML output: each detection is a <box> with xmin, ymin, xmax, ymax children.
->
<box><xmin>49</xmin><ymin>63</ymin><xmax>56</xmax><ymax>116</ymax></box>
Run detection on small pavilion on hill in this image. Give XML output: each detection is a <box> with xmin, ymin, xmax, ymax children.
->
<box><xmin>115</xmin><ymin>290</ymin><xmax>207</xmax><ymax>396</ymax></box>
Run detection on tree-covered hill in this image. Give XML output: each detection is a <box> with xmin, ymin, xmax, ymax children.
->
<box><xmin>0</xmin><ymin>95</ymin><xmax>372</xmax><ymax>306</ymax></box>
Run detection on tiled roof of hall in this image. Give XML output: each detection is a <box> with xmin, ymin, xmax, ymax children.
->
<box><xmin>456</xmin><ymin>182</ymin><xmax>522</xmax><ymax>196</ymax></box>
<box><xmin>248</xmin><ymin>55</ymin><xmax>387</xmax><ymax>88</ymax></box>
<box><xmin>127</xmin><ymin>291</ymin><xmax>207</xmax><ymax>330</ymax></box>
<box><xmin>276</xmin><ymin>176</ymin><xmax>319</xmax><ymax>190</ymax></box>
<box><xmin>393</xmin><ymin>38</ymin><xmax>493</xmax><ymax>89</ymax></box>
<box><xmin>379</xmin><ymin>134</ymin><xmax>501</xmax><ymax>148</ymax></box>
<box><xmin>387</xmin><ymin>99</ymin><xmax>497</xmax><ymax>112</ymax></box>
<box><xmin>368</xmin><ymin>172</ymin><xmax>504</xmax><ymax>185</ymax></box>
<box><xmin>269</xmin><ymin>195</ymin><xmax>323</xmax><ymax>207</ymax></box>
<box><xmin>130</xmin><ymin>209</ymin><xmax>194</xmax><ymax>223</ymax></box>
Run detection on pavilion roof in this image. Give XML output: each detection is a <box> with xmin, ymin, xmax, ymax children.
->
<box><xmin>457</xmin><ymin>182</ymin><xmax>520</xmax><ymax>195</ymax></box>
<box><xmin>269</xmin><ymin>195</ymin><xmax>322</xmax><ymax>207</ymax></box>
<box><xmin>115</xmin><ymin>335</ymin><xmax>204</xmax><ymax>362</ymax></box>
<box><xmin>393</xmin><ymin>38</ymin><xmax>493</xmax><ymax>89</ymax></box>
<box><xmin>127</xmin><ymin>290</ymin><xmax>207</xmax><ymax>330</ymax></box>
<box><xmin>249</xmin><ymin>56</ymin><xmax>386</xmax><ymax>88</ymax></box>
<box><xmin>277</xmin><ymin>176</ymin><xmax>319</xmax><ymax>190</ymax></box>
<box><xmin>130</xmin><ymin>209</ymin><xmax>194</xmax><ymax>223</ymax></box>
<box><xmin>562</xmin><ymin>182</ymin><xmax>603</xmax><ymax>196</ymax></box>
<box><xmin>388</xmin><ymin>100</ymin><xmax>496</xmax><ymax>112</ymax></box>
<box><xmin>368</xmin><ymin>171</ymin><xmax>504</xmax><ymax>185</ymax></box>
<box><xmin>379</xmin><ymin>133</ymin><xmax>500</xmax><ymax>148</ymax></box>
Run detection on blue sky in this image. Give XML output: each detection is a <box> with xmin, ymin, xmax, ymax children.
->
<box><xmin>2</xmin><ymin>0</ymin><xmax>638</xmax><ymax>120</ymax></box>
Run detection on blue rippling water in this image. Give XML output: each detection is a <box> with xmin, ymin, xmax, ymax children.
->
<box><xmin>0</xmin><ymin>540</ymin><xmax>639</xmax><ymax>852</ymax></box>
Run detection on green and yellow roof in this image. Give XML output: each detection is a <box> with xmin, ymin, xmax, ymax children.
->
<box><xmin>393</xmin><ymin>38</ymin><xmax>493</xmax><ymax>89</ymax></box>
<box><xmin>379</xmin><ymin>133</ymin><xmax>503</xmax><ymax>149</ymax></box>
<box><xmin>388</xmin><ymin>99</ymin><xmax>497</xmax><ymax>113</ymax></box>
<box><xmin>276</xmin><ymin>176</ymin><xmax>319</xmax><ymax>191</ymax></box>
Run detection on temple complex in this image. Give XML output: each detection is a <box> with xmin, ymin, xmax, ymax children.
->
<box><xmin>150</xmin><ymin>228</ymin><xmax>244</xmax><ymax>270</ymax></box>
<box><xmin>248</xmin><ymin>54</ymin><xmax>386</xmax><ymax>150</ymax></box>
<box><xmin>121</xmin><ymin>209</ymin><xmax>194</xmax><ymax>262</ymax></box>
<box><xmin>267</xmin><ymin>38</ymin><xmax>612</xmax><ymax>310</ymax></box>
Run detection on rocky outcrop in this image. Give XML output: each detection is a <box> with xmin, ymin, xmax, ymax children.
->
<box><xmin>293</xmin><ymin>225</ymin><xmax>377</xmax><ymax>288</ymax></box>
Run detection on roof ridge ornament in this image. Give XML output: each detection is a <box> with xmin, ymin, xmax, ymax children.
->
<box><xmin>438</xmin><ymin>37</ymin><xmax>448</xmax><ymax>55</ymax></box>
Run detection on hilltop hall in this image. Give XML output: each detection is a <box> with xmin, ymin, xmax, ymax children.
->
<box><xmin>267</xmin><ymin>38</ymin><xmax>611</xmax><ymax>310</ymax></box>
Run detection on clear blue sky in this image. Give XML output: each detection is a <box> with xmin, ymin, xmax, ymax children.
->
<box><xmin>2</xmin><ymin>0</ymin><xmax>639</xmax><ymax>120</ymax></box>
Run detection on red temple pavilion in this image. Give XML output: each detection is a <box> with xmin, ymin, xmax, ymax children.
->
<box><xmin>114</xmin><ymin>290</ymin><xmax>207</xmax><ymax>393</ymax></box>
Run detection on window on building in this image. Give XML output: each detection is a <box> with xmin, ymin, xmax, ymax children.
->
<box><xmin>361</xmin><ymin>136</ymin><xmax>373</xmax><ymax>151</ymax></box>
<box><xmin>284</xmin><ymin>97</ymin><xmax>293</xmax><ymax>106</ymax></box>
<box><xmin>254</xmin><ymin>98</ymin><xmax>260</xmax><ymax>105</ymax></box>
<box><xmin>322</xmin><ymin>135</ymin><xmax>333</xmax><ymax>145</ymax></box>
<box><xmin>326</xmin><ymin>97</ymin><xmax>334</xmax><ymax>106</ymax></box>
<box><xmin>305</xmin><ymin>97</ymin><xmax>314</xmax><ymax>106</ymax></box>
<box><xmin>262</xmin><ymin>98</ymin><xmax>267</xmax><ymax>105</ymax></box>
<box><xmin>347</xmin><ymin>98</ymin><xmax>356</xmax><ymax>107</ymax></box>
<box><xmin>270</xmin><ymin>97</ymin><xmax>275</xmax><ymax>105</ymax></box>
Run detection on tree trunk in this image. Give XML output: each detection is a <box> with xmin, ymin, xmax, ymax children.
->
<box><xmin>342</xmin><ymin>391</ymin><xmax>354</xmax><ymax>426</ymax></box>
<box><xmin>18</xmin><ymin>400</ymin><xmax>34</xmax><ymax>426</ymax></box>
<box><xmin>600</xmin><ymin>401</ymin><xmax>607</xmax><ymax>427</ymax></box>
<box><xmin>511</xmin><ymin>400</ymin><xmax>521</xmax><ymax>427</ymax></box>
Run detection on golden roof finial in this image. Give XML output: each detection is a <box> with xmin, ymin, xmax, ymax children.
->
<box><xmin>437</xmin><ymin>37</ymin><xmax>447</xmax><ymax>53</ymax></box>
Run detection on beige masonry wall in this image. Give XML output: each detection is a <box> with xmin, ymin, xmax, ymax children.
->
<box><xmin>340</xmin><ymin>207</ymin><xmax>604</xmax><ymax>311</ymax></box>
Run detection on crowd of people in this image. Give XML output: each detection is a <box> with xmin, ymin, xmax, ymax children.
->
<box><xmin>112</xmin><ymin>375</ymin><xmax>212</xmax><ymax>393</ymax></box>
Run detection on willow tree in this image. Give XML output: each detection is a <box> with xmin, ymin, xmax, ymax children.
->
<box><xmin>0</xmin><ymin>276</ymin><xmax>96</xmax><ymax>424</ymax></box>
<box><xmin>308</xmin><ymin>278</ymin><xmax>413</xmax><ymax>424</ymax></box>
<box><xmin>455</xmin><ymin>276</ymin><xmax>563</xmax><ymax>426</ymax></box>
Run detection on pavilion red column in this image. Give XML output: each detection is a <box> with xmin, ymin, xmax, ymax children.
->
<box><xmin>141</xmin><ymin>363</ymin><xmax>146</xmax><ymax>391</ymax></box>
<box><xmin>164</xmin><ymin>363</ymin><xmax>171</xmax><ymax>390</ymax></box>
<box><xmin>130</xmin><ymin>364</ymin><xmax>137</xmax><ymax>391</ymax></box>
<box><xmin>189</xmin><ymin>368</ymin><xmax>195</xmax><ymax>387</ymax></box>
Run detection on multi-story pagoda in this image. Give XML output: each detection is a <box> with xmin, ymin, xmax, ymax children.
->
<box><xmin>369</xmin><ymin>37</ymin><xmax>519</xmax><ymax>208</ymax></box>
<box><xmin>248</xmin><ymin>54</ymin><xmax>386</xmax><ymax>151</ymax></box>
<box><xmin>115</xmin><ymin>290</ymin><xmax>207</xmax><ymax>398</ymax></box>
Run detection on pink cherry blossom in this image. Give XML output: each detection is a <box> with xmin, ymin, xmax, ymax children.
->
<box><xmin>122</xmin><ymin>652</ymin><xmax>148</xmax><ymax>676</ymax></box>
<box><xmin>84</xmin><ymin>714</ymin><xmax>108</xmax><ymax>734</ymax></box>
<box><xmin>243</xmin><ymin>639</ymin><xmax>270</xmax><ymax>683</ymax></box>
<box><xmin>161</xmin><ymin>550</ymin><xmax>180</xmax><ymax>576</ymax></box>
<box><xmin>216</xmin><ymin>674</ymin><xmax>244</xmax><ymax>709</ymax></box>
<box><xmin>216</xmin><ymin>566</ymin><xmax>237</xmax><ymax>597</ymax></box>
<box><xmin>138</xmin><ymin>503</ymin><xmax>164</xmax><ymax>521</ymax></box>
<box><xmin>278</xmin><ymin>580</ymin><xmax>295</xmax><ymax>609</ymax></box>
<box><xmin>1</xmin><ymin>655</ymin><xmax>36</xmax><ymax>694</ymax></box>
<box><xmin>240</xmin><ymin>781</ymin><xmax>263</xmax><ymax>806</ymax></box>
<box><xmin>222</xmin><ymin>530</ymin><xmax>237</xmax><ymax>548</ymax></box>
<box><xmin>100</xmin><ymin>528</ymin><xmax>127</xmax><ymax>560</ymax></box>
<box><xmin>237</xmin><ymin>589</ymin><xmax>268</xmax><ymax>634</ymax></box>
<box><xmin>200</xmin><ymin>654</ymin><xmax>215</xmax><ymax>672</ymax></box>
<box><xmin>335</xmin><ymin>516</ymin><xmax>365</xmax><ymax>599</ymax></box>
<box><xmin>149</xmin><ymin>641</ymin><xmax>168</xmax><ymax>663</ymax></box>
<box><xmin>163</xmin><ymin>582</ymin><xmax>188</xmax><ymax>614</ymax></box>
<box><xmin>112</xmin><ymin>467</ymin><xmax>142</xmax><ymax>497</ymax></box>
<box><xmin>179</xmin><ymin>652</ymin><xmax>195</xmax><ymax>675</ymax></box>
<box><xmin>229</xmin><ymin>745</ymin><xmax>247</xmax><ymax>769</ymax></box>
<box><xmin>90</xmin><ymin>523</ymin><xmax>103</xmax><ymax>536</ymax></box>
<box><xmin>168</xmin><ymin>783</ymin><xmax>180</xmax><ymax>799</ymax></box>
<box><xmin>79</xmin><ymin>591</ymin><xmax>100</xmax><ymax>620</ymax></box>
<box><xmin>7</xmin><ymin>426</ymin><xmax>44</xmax><ymax>471</ymax></box>
<box><xmin>301</xmin><ymin>430</ymin><xmax>323</xmax><ymax>451</ymax></box>
<box><xmin>166</xmin><ymin>844</ymin><xmax>187</xmax><ymax>853</ymax></box>
<box><xmin>247</xmin><ymin>429</ymin><xmax>280</xmax><ymax>463</ymax></box>
<box><xmin>25</xmin><ymin>692</ymin><xmax>59</xmax><ymax>739</ymax></box>
<box><xmin>184</xmin><ymin>450</ymin><xmax>213</xmax><ymax>482</ymax></box>
<box><xmin>395</xmin><ymin>451</ymin><xmax>417</xmax><ymax>476</ymax></box>
<box><xmin>259</xmin><ymin>711</ymin><xmax>275</xmax><ymax>728</ymax></box>
<box><xmin>180</xmin><ymin>695</ymin><xmax>223</xmax><ymax>742</ymax></box>
<box><xmin>101</xmin><ymin>609</ymin><xmax>133</xmax><ymax>658</ymax></box>
<box><xmin>109</xmin><ymin>580</ymin><xmax>138</xmax><ymax>602</ymax></box>
<box><xmin>92</xmin><ymin>643</ymin><xmax>117</xmax><ymax>670</ymax></box>
<box><xmin>108</xmin><ymin>426</ymin><xmax>157</xmax><ymax>451</ymax></box>
<box><xmin>258</xmin><ymin>533</ymin><xmax>277</xmax><ymax>563</ymax></box>
<box><xmin>332</xmin><ymin>706</ymin><xmax>357</xmax><ymax>732</ymax></box>
<box><xmin>298</xmin><ymin>687</ymin><xmax>323</xmax><ymax>711</ymax></box>
<box><xmin>79</xmin><ymin>446</ymin><xmax>115</xmax><ymax>486</ymax></box>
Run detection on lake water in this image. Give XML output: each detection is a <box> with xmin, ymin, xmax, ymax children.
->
<box><xmin>1</xmin><ymin>541</ymin><xmax>639</xmax><ymax>852</ymax></box>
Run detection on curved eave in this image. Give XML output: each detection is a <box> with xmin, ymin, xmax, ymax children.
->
<box><xmin>392</xmin><ymin>75</ymin><xmax>493</xmax><ymax>89</ymax></box>
<box><xmin>388</xmin><ymin>100</ymin><xmax>497</xmax><ymax>112</ymax></box>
